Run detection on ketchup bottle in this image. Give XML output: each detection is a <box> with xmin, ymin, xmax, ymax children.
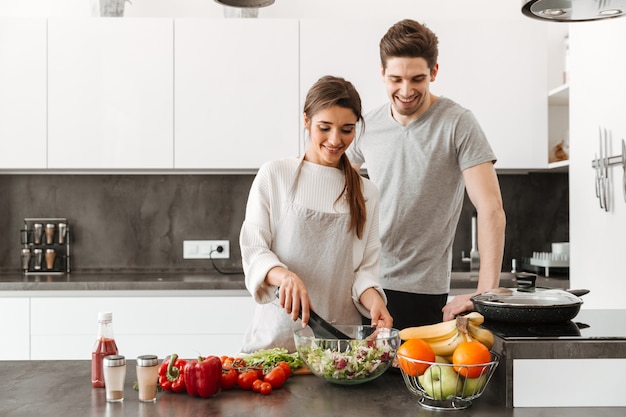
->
<box><xmin>91</xmin><ymin>312</ymin><xmax>119</xmax><ymax>388</ymax></box>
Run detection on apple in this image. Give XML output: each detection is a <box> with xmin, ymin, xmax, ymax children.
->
<box><xmin>460</xmin><ymin>375</ymin><xmax>487</xmax><ymax>397</ymax></box>
<box><xmin>418</xmin><ymin>364</ymin><xmax>459</xmax><ymax>400</ymax></box>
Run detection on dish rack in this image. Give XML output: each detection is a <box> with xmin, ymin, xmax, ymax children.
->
<box><xmin>529</xmin><ymin>251</ymin><xmax>569</xmax><ymax>277</ymax></box>
<box><xmin>20</xmin><ymin>217</ymin><xmax>71</xmax><ymax>275</ymax></box>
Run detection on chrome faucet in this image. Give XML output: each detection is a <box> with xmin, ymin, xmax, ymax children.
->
<box><xmin>461</xmin><ymin>212</ymin><xmax>480</xmax><ymax>275</ymax></box>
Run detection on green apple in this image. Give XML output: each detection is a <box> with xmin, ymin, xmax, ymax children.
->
<box><xmin>418</xmin><ymin>364</ymin><xmax>459</xmax><ymax>400</ymax></box>
<box><xmin>460</xmin><ymin>375</ymin><xmax>487</xmax><ymax>397</ymax></box>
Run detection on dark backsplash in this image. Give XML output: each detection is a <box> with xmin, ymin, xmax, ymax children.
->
<box><xmin>0</xmin><ymin>172</ymin><xmax>568</xmax><ymax>274</ymax></box>
<box><xmin>452</xmin><ymin>173</ymin><xmax>569</xmax><ymax>272</ymax></box>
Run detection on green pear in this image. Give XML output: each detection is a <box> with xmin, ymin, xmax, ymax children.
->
<box><xmin>419</xmin><ymin>364</ymin><xmax>459</xmax><ymax>400</ymax></box>
<box><xmin>460</xmin><ymin>375</ymin><xmax>487</xmax><ymax>397</ymax></box>
<box><xmin>435</xmin><ymin>356</ymin><xmax>451</xmax><ymax>364</ymax></box>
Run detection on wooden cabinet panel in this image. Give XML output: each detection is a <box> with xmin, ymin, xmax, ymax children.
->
<box><xmin>47</xmin><ymin>18</ymin><xmax>174</xmax><ymax>169</ymax></box>
<box><xmin>30</xmin><ymin>296</ymin><xmax>255</xmax><ymax>359</ymax></box>
<box><xmin>0</xmin><ymin>18</ymin><xmax>46</xmax><ymax>169</ymax></box>
<box><xmin>0</xmin><ymin>298</ymin><xmax>30</xmax><ymax>360</ymax></box>
<box><xmin>174</xmin><ymin>19</ymin><xmax>299</xmax><ymax>169</ymax></box>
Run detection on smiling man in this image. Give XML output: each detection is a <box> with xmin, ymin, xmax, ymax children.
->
<box><xmin>347</xmin><ymin>19</ymin><xmax>506</xmax><ymax>330</ymax></box>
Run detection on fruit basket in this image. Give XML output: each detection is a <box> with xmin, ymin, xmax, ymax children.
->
<box><xmin>396</xmin><ymin>353</ymin><xmax>499</xmax><ymax>410</ymax></box>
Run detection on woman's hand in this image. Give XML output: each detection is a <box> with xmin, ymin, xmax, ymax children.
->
<box><xmin>360</xmin><ymin>287</ymin><xmax>394</xmax><ymax>328</ymax></box>
<box><xmin>266</xmin><ymin>266</ymin><xmax>312</xmax><ymax>326</ymax></box>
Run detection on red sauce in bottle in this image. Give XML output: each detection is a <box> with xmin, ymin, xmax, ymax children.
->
<box><xmin>91</xmin><ymin>337</ymin><xmax>118</xmax><ymax>388</ymax></box>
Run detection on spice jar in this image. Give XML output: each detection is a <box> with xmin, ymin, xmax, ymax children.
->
<box><xmin>136</xmin><ymin>355</ymin><xmax>159</xmax><ymax>402</ymax></box>
<box><xmin>45</xmin><ymin>249</ymin><xmax>56</xmax><ymax>270</ymax></box>
<box><xmin>33</xmin><ymin>223</ymin><xmax>43</xmax><ymax>244</ymax></box>
<box><xmin>45</xmin><ymin>223</ymin><xmax>55</xmax><ymax>245</ymax></box>
<box><xmin>33</xmin><ymin>248</ymin><xmax>43</xmax><ymax>270</ymax></box>
<box><xmin>103</xmin><ymin>355</ymin><xmax>126</xmax><ymax>402</ymax></box>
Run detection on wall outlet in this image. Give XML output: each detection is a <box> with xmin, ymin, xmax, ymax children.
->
<box><xmin>183</xmin><ymin>240</ymin><xmax>230</xmax><ymax>259</ymax></box>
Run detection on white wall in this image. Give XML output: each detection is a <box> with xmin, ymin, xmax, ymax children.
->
<box><xmin>569</xmin><ymin>19</ymin><xmax>626</xmax><ymax>309</ymax></box>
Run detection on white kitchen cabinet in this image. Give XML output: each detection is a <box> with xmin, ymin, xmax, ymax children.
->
<box><xmin>0</xmin><ymin>298</ymin><xmax>30</xmax><ymax>360</ymax></box>
<box><xmin>47</xmin><ymin>18</ymin><xmax>174</xmax><ymax>169</ymax></box>
<box><xmin>299</xmin><ymin>19</ymin><xmax>395</xmax><ymax>117</ymax></box>
<box><xmin>300</xmin><ymin>18</ymin><xmax>549</xmax><ymax>170</ymax></box>
<box><xmin>30</xmin><ymin>296</ymin><xmax>255</xmax><ymax>360</ymax></box>
<box><xmin>0</xmin><ymin>18</ymin><xmax>47</xmax><ymax>169</ymax></box>
<box><xmin>432</xmin><ymin>18</ymin><xmax>548</xmax><ymax>170</ymax></box>
<box><xmin>174</xmin><ymin>19</ymin><xmax>299</xmax><ymax>169</ymax></box>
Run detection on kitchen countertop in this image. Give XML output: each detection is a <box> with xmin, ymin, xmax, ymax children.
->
<box><xmin>1</xmin><ymin>360</ymin><xmax>623</xmax><ymax>417</ymax></box>
<box><xmin>0</xmin><ymin>271</ymin><xmax>249</xmax><ymax>296</ymax></box>
<box><xmin>0</xmin><ymin>271</ymin><xmax>568</xmax><ymax>296</ymax></box>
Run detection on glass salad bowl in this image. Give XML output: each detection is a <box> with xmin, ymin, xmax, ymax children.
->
<box><xmin>293</xmin><ymin>325</ymin><xmax>400</xmax><ymax>385</ymax></box>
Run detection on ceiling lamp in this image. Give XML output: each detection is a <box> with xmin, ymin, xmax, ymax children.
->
<box><xmin>214</xmin><ymin>0</ymin><xmax>275</xmax><ymax>7</ymax></box>
<box><xmin>522</xmin><ymin>0</ymin><xmax>626</xmax><ymax>21</ymax></box>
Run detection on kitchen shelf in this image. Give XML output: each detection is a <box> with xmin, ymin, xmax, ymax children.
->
<box><xmin>548</xmin><ymin>159</ymin><xmax>569</xmax><ymax>171</ymax></box>
<box><xmin>548</xmin><ymin>84</ymin><xmax>569</xmax><ymax>104</ymax></box>
<box><xmin>547</xmin><ymin>83</ymin><xmax>569</xmax><ymax>169</ymax></box>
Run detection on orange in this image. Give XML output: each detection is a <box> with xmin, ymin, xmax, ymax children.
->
<box><xmin>397</xmin><ymin>338</ymin><xmax>435</xmax><ymax>376</ymax></box>
<box><xmin>452</xmin><ymin>341</ymin><xmax>492</xmax><ymax>378</ymax></box>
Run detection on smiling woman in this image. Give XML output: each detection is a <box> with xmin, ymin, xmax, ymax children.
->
<box><xmin>239</xmin><ymin>75</ymin><xmax>392</xmax><ymax>353</ymax></box>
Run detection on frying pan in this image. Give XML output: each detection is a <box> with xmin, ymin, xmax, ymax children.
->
<box><xmin>471</xmin><ymin>273</ymin><xmax>590</xmax><ymax>324</ymax></box>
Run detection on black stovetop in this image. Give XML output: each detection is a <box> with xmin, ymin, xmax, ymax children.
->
<box><xmin>481</xmin><ymin>309</ymin><xmax>626</xmax><ymax>340</ymax></box>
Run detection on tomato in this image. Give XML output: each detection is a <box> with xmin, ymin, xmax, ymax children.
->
<box><xmin>221</xmin><ymin>368</ymin><xmax>238</xmax><ymax>390</ymax></box>
<box><xmin>249</xmin><ymin>367</ymin><xmax>265</xmax><ymax>380</ymax></box>
<box><xmin>259</xmin><ymin>381</ymin><xmax>272</xmax><ymax>395</ymax></box>
<box><xmin>263</xmin><ymin>366</ymin><xmax>286</xmax><ymax>389</ymax></box>
<box><xmin>276</xmin><ymin>361</ymin><xmax>292</xmax><ymax>379</ymax></box>
<box><xmin>252</xmin><ymin>379</ymin><xmax>264</xmax><ymax>393</ymax></box>
<box><xmin>223</xmin><ymin>357</ymin><xmax>245</xmax><ymax>370</ymax></box>
<box><xmin>237</xmin><ymin>370</ymin><xmax>259</xmax><ymax>390</ymax></box>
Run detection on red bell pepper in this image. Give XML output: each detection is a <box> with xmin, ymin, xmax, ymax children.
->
<box><xmin>158</xmin><ymin>353</ymin><xmax>187</xmax><ymax>393</ymax></box>
<box><xmin>184</xmin><ymin>355</ymin><xmax>222</xmax><ymax>398</ymax></box>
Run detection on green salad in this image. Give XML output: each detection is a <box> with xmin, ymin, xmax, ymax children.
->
<box><xmin>242</xmin><ymin>348</ymin><xmax>303</xmax><ymax>371</ymax></box>
<box><xmin>298</xmin><ymin>340</ymin><xmax>394</xmax><ymax>381</ymax></box>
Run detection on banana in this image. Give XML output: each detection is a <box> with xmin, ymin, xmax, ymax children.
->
<box><xmin>399</xmin><ymin>312</ymin><xmax>495</xmax><ymax>355</ymax></box>
<box><xmin>467</xmin><ymin>324</ymin><xmax>495</xmax><ymax>350</ymax></box>
<box><xmin>428</xmin><ymin>331</ymin><xmax>465</xmax><ymax>357</ymax></box>
<box><xmin>399</xmin><ymin>318</ymin><xmax>457</xmax><ymax>342</ymax></box>
<box><xmin>465</xmin><ymin>311</ymin><xmax>485</xmax><ymax>326</ymax></box>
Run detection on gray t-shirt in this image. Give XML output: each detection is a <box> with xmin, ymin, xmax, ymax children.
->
<box><xmin>347</xmin><ymin>96</ymin><xmax>496</xmax><ymax>294</ymax></box>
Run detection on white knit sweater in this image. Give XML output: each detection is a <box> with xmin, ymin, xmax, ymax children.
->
<box><xmin>239</xmin><ymin>157</ymin><xmax>384</xmax><ymax>315</ymax></box>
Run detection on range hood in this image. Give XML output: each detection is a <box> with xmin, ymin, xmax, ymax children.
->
<box><xmin>214</xmin><ymin>0</ymin><xmax>275</xmax><ymax>18</ymax></box>
<box><xmin>522</xmin><ymin>0</ymin><xmax>626</xmax><ymax>21</ymax></box>
<box><xmin>214</xmin><ymin>0</ymin><xmax>275</xmax><ymax>7</ymax></box>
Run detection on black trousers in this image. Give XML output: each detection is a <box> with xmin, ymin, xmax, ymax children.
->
<box><xmin>363</xmin><ymin>289</ymin><xmax>448</xmax><ymax>330</ymax></box>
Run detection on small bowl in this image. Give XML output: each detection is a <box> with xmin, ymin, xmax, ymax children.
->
<box><xmin>293</xmin><ymin>325</ymin><xmax>400</xmax><ymax>385</ymax></box>
<box><xmin>397</xmin><ymin>353</ymin><xmax>499</xmax><ymax>410</ymax></box>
